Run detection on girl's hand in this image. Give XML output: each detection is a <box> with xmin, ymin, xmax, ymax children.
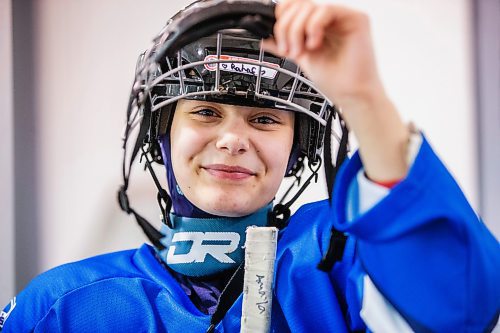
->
<box><xmin>263</xmin><ymin>0</ymin><xmax>411</xmax><ymax>183</ymax></box>
<box><xmin>263</xmin><ymin>0</ymin><xmax>382</xmax><ymax>111</ymax></box>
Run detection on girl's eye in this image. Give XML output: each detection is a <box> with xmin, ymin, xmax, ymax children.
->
<box><xmin>251</xmin><ymin>115</ymin><xmax>279</xmax><ymax>125</ymax></box>
<box><xmin>193</xmin><ymin>108</ymin><xmax>218</xmax><ymax>117</ymax></box>
<box><xmin>188</xmin><ymin>107</ymin><xmax>221</xmax><ymax>124</ymax></box>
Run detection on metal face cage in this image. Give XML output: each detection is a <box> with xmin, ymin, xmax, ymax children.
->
<box><xmin>124</xmin><ymin>0</ymin><xmax>346</xmax><ymax>168</ymax></box>
<box><xmin>130</xmin><ymin>30</ymin><xmax>343</xmax><ymax>166</ymax></box>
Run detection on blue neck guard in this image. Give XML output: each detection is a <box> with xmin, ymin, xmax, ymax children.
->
<box><xmin>157</xmin><ymin>204</ymin><xmax>271</xmax><ymax>277</ymax></box>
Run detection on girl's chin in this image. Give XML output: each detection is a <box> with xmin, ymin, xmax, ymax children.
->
<box><xmin>195</xmin><ymin>197</ymin><xmax>263</xmax><ymax>217</ymax></box>
<box><xmin>187</xmin><ymin>187</ymin><xmax>273</xmax><ymax>216</ymax></box>
<box><xmin>201</xmin><ymin>204</ymin><xmax>256</xmax><ymax>218</ymax></box>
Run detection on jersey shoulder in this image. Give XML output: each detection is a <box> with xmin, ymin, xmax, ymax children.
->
<box><xmin>282</xmin><ymin>199</ymin><xmax>332</xmax><ymax>242</ymax></box>
<box><xmin>1</xmin><ymin>247</ymin><xmax>153</xmax><ymax>332</ymax></box>
<box><xmin>277</xmin><ymin>199</ymin><xmax>333</xmax><ymax>263</ymax></box>
<box><xmin>28</xmin><ymin>247</ymin><xmax>142</xmax><ymax>295</ymax></box>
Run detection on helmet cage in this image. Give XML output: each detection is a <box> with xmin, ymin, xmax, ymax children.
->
<box><xmin>129</xmin><ymin>22</ymin><xmax>344</xmax><ymax>167</ymax></box>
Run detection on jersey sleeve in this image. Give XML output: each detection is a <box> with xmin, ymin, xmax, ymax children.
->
<box><xmin>331</xmin><ymin>134</ymin><xmax>500</xmax><ymax>332</ymax></box>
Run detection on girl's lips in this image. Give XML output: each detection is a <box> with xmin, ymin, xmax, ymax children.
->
<box><xmin>202</xmin><ymin>164</ymin><xmax>256</xmax><ymax>180</ymax></box>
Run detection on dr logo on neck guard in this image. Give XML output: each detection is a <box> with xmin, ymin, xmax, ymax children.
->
<box><xmin>157</xmin><ymin>205</ymin><xmax>271</xmax><ymax>277</ymax></box>
<box><xmin>166</xmin><ymin>232</ymin><xmax>240</xmax><ymax>264</ymax></box>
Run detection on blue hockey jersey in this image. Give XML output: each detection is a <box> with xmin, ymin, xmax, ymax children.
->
<box><xmin>1</xmin><ymin>137</ymin><xmax>499</xmax><ymax>332</ymax></box>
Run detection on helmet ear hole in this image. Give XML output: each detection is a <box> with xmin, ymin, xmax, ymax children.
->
<box><xmin>148</xmin><ymin>103</ymin><xmax>176</xmax><ymax>165</ymax></box>
<box><xmin>157</xmin><ymin>105</ymin><xmax>174</xmax><ymax>138</ymax></box>
<box><xmin>295</xmin><ymin>113</ymin><xmax>310</xmax><ymax>162</ymax></box>
<box><xmin>295</xmin><ymin>105</ymin><xmax>323</xmax><ymax>165</ymax></box>
<box><xmin>285</xmin><ymin>115</ymin><xmax>305</xmax><ymax>177</ymax></box>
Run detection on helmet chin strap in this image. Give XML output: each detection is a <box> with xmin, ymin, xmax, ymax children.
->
<box><xmin>140</xmin><ymin>145</ymin><xmax>173</xmax><ymax>229</ymax></box>
<box><xmin>117</xmin><ymin>145</ymin><xmax>171</xmax><ymax>251</ymax></box>
<box><xmin>271</xmin><ymin>156</ymin><xmax>322</xmax><ymax>229</ymax></box>
<box><xmin>118</xmin><ymin>96</ymin><xmax>171</xmax><ymax>250</ymax></box>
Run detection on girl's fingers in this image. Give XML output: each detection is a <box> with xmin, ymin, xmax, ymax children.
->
<box><xmin>287</xmin><ymin>2</ymin><xmax>315</xmax><ymax>57</ymax></box>
<box><xmin>305</xmin><ymin>6</ymin><xmax>332</xmax><ymax>50</ymax></box>
<box><xmin>305</xmin><ymin>4</ymin><xmax>368</xmax><ymax>50</ymax></box>
<box><xmin>274</xmin><ymin>0</ymin><xmax>299</xmax><ymax>20</ymax></box>
<box><xmin>261</xmin><ymin>38</ymin><xmax>282</xmax><ymax>57</ymax></box>
<box><xmin>273</xmin><ymin>0</ymin><xmax>304</xmax><ymax>55</ymax></box>
<box><xmin>272</xmin><ymin>1</ymin><xmax>369</xmax><ymax>58</ymax></box>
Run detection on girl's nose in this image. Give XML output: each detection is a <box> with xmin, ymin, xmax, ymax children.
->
<box><xmin>215</xmin><ymin>126</ymin><xmax>251</xmax><ymax>155</ymax></box>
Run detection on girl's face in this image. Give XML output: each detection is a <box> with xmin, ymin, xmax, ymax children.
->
<box><xmin>170</xmin><ymin>99</ymin><xmax>295</xmax><ymax>217</ymax></box>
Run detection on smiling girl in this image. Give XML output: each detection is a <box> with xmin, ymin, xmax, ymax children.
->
<box><xmin>2</xmin><ymin>0</ymin><xmax>498</xmax><ymax>332</ymax></box>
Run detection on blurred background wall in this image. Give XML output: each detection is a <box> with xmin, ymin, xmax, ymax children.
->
<box><xmin>1</xmin><ymin>0</ymin><xmax>498</xmax><ymax>304</ymax></box>
<box><xmin>1</xmin><ymin>0</ymin><xmax>15</xmax><ymax>306</ymax></box>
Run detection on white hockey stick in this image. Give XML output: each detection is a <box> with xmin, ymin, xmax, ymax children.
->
<box><xmin>240</xmin><ymin>226</ymin><xmax>278</xmax><ymax>333</ymax></box>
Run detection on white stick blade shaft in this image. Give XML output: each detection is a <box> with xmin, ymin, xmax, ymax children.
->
<box><xmin>241</xmin><ymin>226</ymin><xmax>278</xmax><ymax>333</ymax></box>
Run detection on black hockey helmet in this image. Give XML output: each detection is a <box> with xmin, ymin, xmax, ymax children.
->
<box><xmin>118</xmin><ymin>0</ymin><xmax>349</xmax><ymax>271</ymax></box>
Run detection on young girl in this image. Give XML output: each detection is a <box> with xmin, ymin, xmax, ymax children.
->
<box><xmin>2</xmin><ymin>0</ymin><xmax>498</xmax><ymax>332</ymax></box>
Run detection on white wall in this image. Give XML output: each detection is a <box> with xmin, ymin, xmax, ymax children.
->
<box><xmin>336</xmin><ymin>0</ymin><xmax>478</xmax><ymax>206</ymax></box>
<box><xmin>32</xmin><ymin>0</ymin><xmax>193</xmax><ymax>272</ymax></box>
<box><xmin>30</xmin><ymin>0</ymin><xmax>484</xmax><ymax>276</ymax></box>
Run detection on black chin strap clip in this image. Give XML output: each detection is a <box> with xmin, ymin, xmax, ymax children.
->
<box><xmin>157</xmin><ymin>189</ymin><xmax>173</xmax><ymax>228</ymax></box>
<box><xmin>118</xmin><ymin>185</ymin><xmax>131</xmax><ymax>214</ymax></box>
<box><xmin>269</xmin><ymin>203</ymin><xmax>291</xmax><ymax>230</ymax></box>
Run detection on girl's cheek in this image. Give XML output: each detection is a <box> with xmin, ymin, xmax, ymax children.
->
<box><xmin>175</xmin><ymin>128</ymin><xmax>208</xmax><ymax>153</ymax></box>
